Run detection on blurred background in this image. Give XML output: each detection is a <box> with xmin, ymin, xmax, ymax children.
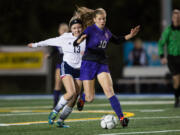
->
<box><xmin>0</xmin><ymin>0</ymin><xmax>179</xmax><ymax>94</ymax></box>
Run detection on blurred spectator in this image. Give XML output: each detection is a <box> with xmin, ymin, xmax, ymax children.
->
<box><xmin>128</xmin><ymin>38</ymin><xmax>148</xmax><ymax>66</ymax></box>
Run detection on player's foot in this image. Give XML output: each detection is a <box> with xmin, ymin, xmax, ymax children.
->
<box><xmin>77</xmin><ymin>97</ymin><xmax>85</xmax><ymax>111</ymax></box>
<box><xmin>48</xmin><ymin>111</ymin><xmax>57</xmax><ymax>125</ymax></box>
<box><xmin>56</xmin><ymin>121</ymin><xmax>70</xmax><ymax>128</ymax></box>
<box><xmin>120</xmin><ymin>117</ymin><xmax>129</xmax><ymax>128</ymax></box>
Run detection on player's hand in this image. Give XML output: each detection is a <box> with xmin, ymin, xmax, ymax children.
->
<box><xmin>160</xmin><ymin>57</ymin><xmax>167</xmax><ymax>65</ymax></box>
<box><xmin>77</xmin><ymin>34</ymin><xmax>87</xmax><ymax>44</ymax></box>
<box><xmin>125</xmin><ymin>25</ymin><xmax>140</xmax><ymax>40</ymax></box>
<box><xmin>44</xmin><ymin>53</ymin><xmax>50</xmax><ymax>58</ymax></box>
<box><xmin>130</xmin><ymin>25</ymin><xmax>140</xmax><ymax>37</ymax></box>
<box><xmin>27</xmin><ymin>43</ymin><xmax>33</xmax><ymax>48</ymax></box>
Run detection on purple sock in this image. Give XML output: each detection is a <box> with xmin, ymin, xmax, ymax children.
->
<box><xmin>109</xmin><ymin>95</ymin><xmax>124</xmax><ymax>119</ymax></box>
<box><xmin>81</xmin><ymin>93</ymin><xmax>85</xmax><ymax>102</ymax></box>
<box><xmin>53</xmin><ymin>90</ymin><xmax>61</xmax><ymax>107</ymax></box>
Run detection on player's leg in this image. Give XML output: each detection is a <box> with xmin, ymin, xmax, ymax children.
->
<box><xmin>48</xmin><ymin>75</ymin><xmax>76</xmax><ymax>125</ymax></box>
<box><xmin>173</xmin><ymin>74</ymin><xmax>180</xmax><ymax>107</ymax></box>
<box><xmin>56</xmin><ymin>79</ymin><xmax>82</xmax><ymax>127</ymax></box>
<box><xmin>53</xmin><ymin>67</ymin><xmax>63</xmax><ymax>108</ymax></box>
<box><xmin>178</xmin><ymin>75</ymin><xmax>180</xmax><ymax>106</ymax></box>
<box><xmin>76</xmin><ymin>80</ymin><xmax>95</xmax><ymax>111</ymax></box>
<box><xmin>55</xmin><ymin>75</ymin><xmax>76</xmax><ymax>112</ymax></box>
<box><xmin>76</xmin><ymin>60</ymin><xmax>97</xmax><ymax>111</ymax></box>
<box><xmin>83</xmin><ymin>80</ymin><xmax>95</xmax><ymax>102</ymax></box>
<box><xmin>167</xmin><ymin>56</ymin><xmax>180</xmax><ymax>107</ymax></box>
<box><xmin>97</xmin><ymin>72</ymin><xmax>129</xmax><ymax>127</ymax></box>
<box><xmin>59</xmin><ymin>79</ymin><xmax>82</xmax><ymax>119</ymax></box>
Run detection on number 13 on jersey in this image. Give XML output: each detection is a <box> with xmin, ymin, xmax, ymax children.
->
<box><xmin>74</xmin><ymin>46</ymin><xmax>81</xmax><ymax>53</ymax></box>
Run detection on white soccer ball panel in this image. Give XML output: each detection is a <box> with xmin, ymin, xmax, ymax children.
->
<box><xmin>100</xmin><ymin>114</ymin><xmax>117</xmax><ymax>129</ymax></box>
<box><xmin>113</xmin><ymin>116</ymin><xmax>118</xmax><ymax>125</ymax></box>
<box><xmin>106</xmin><ymin>122</ymin><xmax>115</xmax><ymax>129</ymax></box>
<box><xmin>104</xmin><ymin>115</ymin><xmax>114</xmax><ymax>123</ymax></box>
<box><xmin>100</xmin><ymin>120</ymin><xmax>107</xmax><ymax>129</ymax></box>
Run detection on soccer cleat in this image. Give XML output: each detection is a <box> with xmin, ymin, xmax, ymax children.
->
<box><xmin>48</xmin><ymin>111</ymin><xmax>57</xmax><ymax>125</ymax></box>
<box><xmin>77</xmin><ymin>98</ymin><xmax>85</xmax><ymax>111</ymax></box>
<box><xmin>56</xmin><ymin>121</ymin><xmax>70</xmax><ymax>128</ymax></box>
<box><xmin>120</xmin><ymin>117</ymin><xmax>129</xmax><ymax>128</ymax></box>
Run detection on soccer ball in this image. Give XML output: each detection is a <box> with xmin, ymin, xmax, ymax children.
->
<box><xmin>100</xmin><ymin>114</ymin><xmax>118</xmax><ymax>129</ymax></box>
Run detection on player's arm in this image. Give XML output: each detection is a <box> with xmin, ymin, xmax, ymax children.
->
<box><xmin>27</xmin><ymin>37</ymin><xmax>63</xmax><ymax>48</ymax></box>
<box><xmin>110</xmin><ymin>34</ymin><xmax>126</xmax><ymax>44</ymax></box>
<box><xmin>73</xmin><ymin>33</ymin><xmax>87</xmax><ymax>46</ymax></box>
<box><xmin>110</xmin><ymin>25</ymin><xmax>140</xmax><ymax>44</ymax></box>
<box><xmin>158</xmin><ymin>27</ymin><xmax>170</xmax><ymax>58</ymax></box>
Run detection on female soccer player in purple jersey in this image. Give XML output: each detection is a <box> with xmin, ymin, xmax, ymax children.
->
<box><xmin>74</xmin><ymin>7</ymin><xmax>140</xmax><ymax>127</ymax></box>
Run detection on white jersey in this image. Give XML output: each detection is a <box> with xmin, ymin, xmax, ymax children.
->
<box><xmin>32</xmin><ymin>33</ymin><xmax>86</xmax><ymax>69</ymax></box>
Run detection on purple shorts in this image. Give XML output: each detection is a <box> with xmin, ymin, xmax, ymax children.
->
<box><xmin>80</xmin><ymin>60</ymin><xmax>110</xmax><ymax>80</ymax></box>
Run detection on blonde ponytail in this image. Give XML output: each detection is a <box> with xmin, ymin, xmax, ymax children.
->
<box><xmin>75</xmin><ymin>7</ymin><xmax>107</xmax><ymax>29</ymax></box>
<box><xmin>75</xmin><ymin>7</ymin><xmax>95</xmax><ymax>29</ymax></box>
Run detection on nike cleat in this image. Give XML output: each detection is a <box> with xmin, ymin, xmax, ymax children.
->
<box><xmin>56</xmin><ymin>121</ymin><xmax>70</xmax><ymax>128</ymax></box>
<box><xmin>48</xmin><ymin>111</ymin><xmax>57</xmax><ymax>125</ymax></box>
<box><xmin>77</xmin><ymin>98</ymin><xmax>85</xmax><ymax>111</ymax></box>
<box><xmin>120</xmin><ymin>117</ymin><xmax>129</xmax><ymax>128</ymax></box>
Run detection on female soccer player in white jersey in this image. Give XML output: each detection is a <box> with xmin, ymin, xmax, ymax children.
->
<box><xmin>28</xmin><ymin>18</ymin><xmax>85</xmax><ymax>128</ymax></box>
<box><xmin>74</xmin><ymin>7</ymin><xmax>140</xmax><ymax>128</ymax></box>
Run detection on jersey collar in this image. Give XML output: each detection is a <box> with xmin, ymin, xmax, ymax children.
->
<box><xmin>94</xmin><ymin>24</ymin><xmax>105</xmax><ymax>33</ymax></box>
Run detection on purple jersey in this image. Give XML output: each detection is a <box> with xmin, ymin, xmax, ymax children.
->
<box><xmin>73</xmin><ymin>24</ymin><xmax>126</xmax><ymax>80</ymax></box>
<box><xmin>74</xmin><ymin>24</ymin><xmax>126</xmax><ymax>64</ymax></box>
<box><xmin>82</xmin><ymin>24</ymin><xmax>112</xmax><ymax>64</ymax></box>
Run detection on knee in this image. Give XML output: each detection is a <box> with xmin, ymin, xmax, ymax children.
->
<box><xmin>66</xmin><ymin>91</ymin><xmax>76</xmax><ymax>100</ymax></box>
<box><xmin>173</xmin><ymin>76</ymin><xmax>180</xmax><ymax>89</ymax></box>
<box><xmin>173</xmin><ymin>80</ymin><xmax>180</xmax><ymax>89</ymax></box>
<box><xmin>85</xmin><ymin>96</ymin><xmax>94</xmax><ymax>102</ymax></box>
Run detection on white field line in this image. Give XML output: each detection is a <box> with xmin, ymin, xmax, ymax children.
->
<box><xmin>0</xmin><ymin>101</ymin><xmax>174</xmax><ymax>109</ymax></box>
<box><xmin>131</xmin><ymin>116</ymin><xmax>180</xmax><ymax>119</ymax></box>
<box><xmin>98</xmin><ymin>129</ymin><xmax>180</xmax><ymax>135</ymax></box>
<box><xmin>0</xmin><ymin>106</ymin><xmax>51</xmax><ymax>109</ymax></box>
<box><xmin>140</xmin><ymin>109</ymin><xmax>164</xmax><ymax>112</ymax></box>
<box><xmin>0</xmin><ymin>94</ymin><xmax>174</xmax><ymax>100</ymax></box>
<box><xmin>0</xmin><ymin>110</ymin><xmax>115</xmax><ymax>116</ymax></box>
<box><xmin>1</xmin><ymin>116</ymin><xmax>180</xmax><ymax>127</ymax></box>
<box><xmin>0</xmin><ymin>112</ymin><xmax>49</xmax><ymax>116</ymax></box>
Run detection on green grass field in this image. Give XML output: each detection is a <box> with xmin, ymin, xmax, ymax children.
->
<box><xmin>0</xmin><ymin>96</ymin><xmax>180</xmax><ymax>135</ymax></box>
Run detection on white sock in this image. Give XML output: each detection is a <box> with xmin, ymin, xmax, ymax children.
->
<box><xmin>52</xmin><ymin>110</ymin><xmax>58</xmax><ymax>113</ymax></box>
<box><xmin>54</xmin><ymin>96</ymin><xmax>68</xmax><ymax>112</ymax></box>
<box><xmin>59</xmin><ymin>105</ymin><xmax>73</xmax><ymax>121</ymax></box>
